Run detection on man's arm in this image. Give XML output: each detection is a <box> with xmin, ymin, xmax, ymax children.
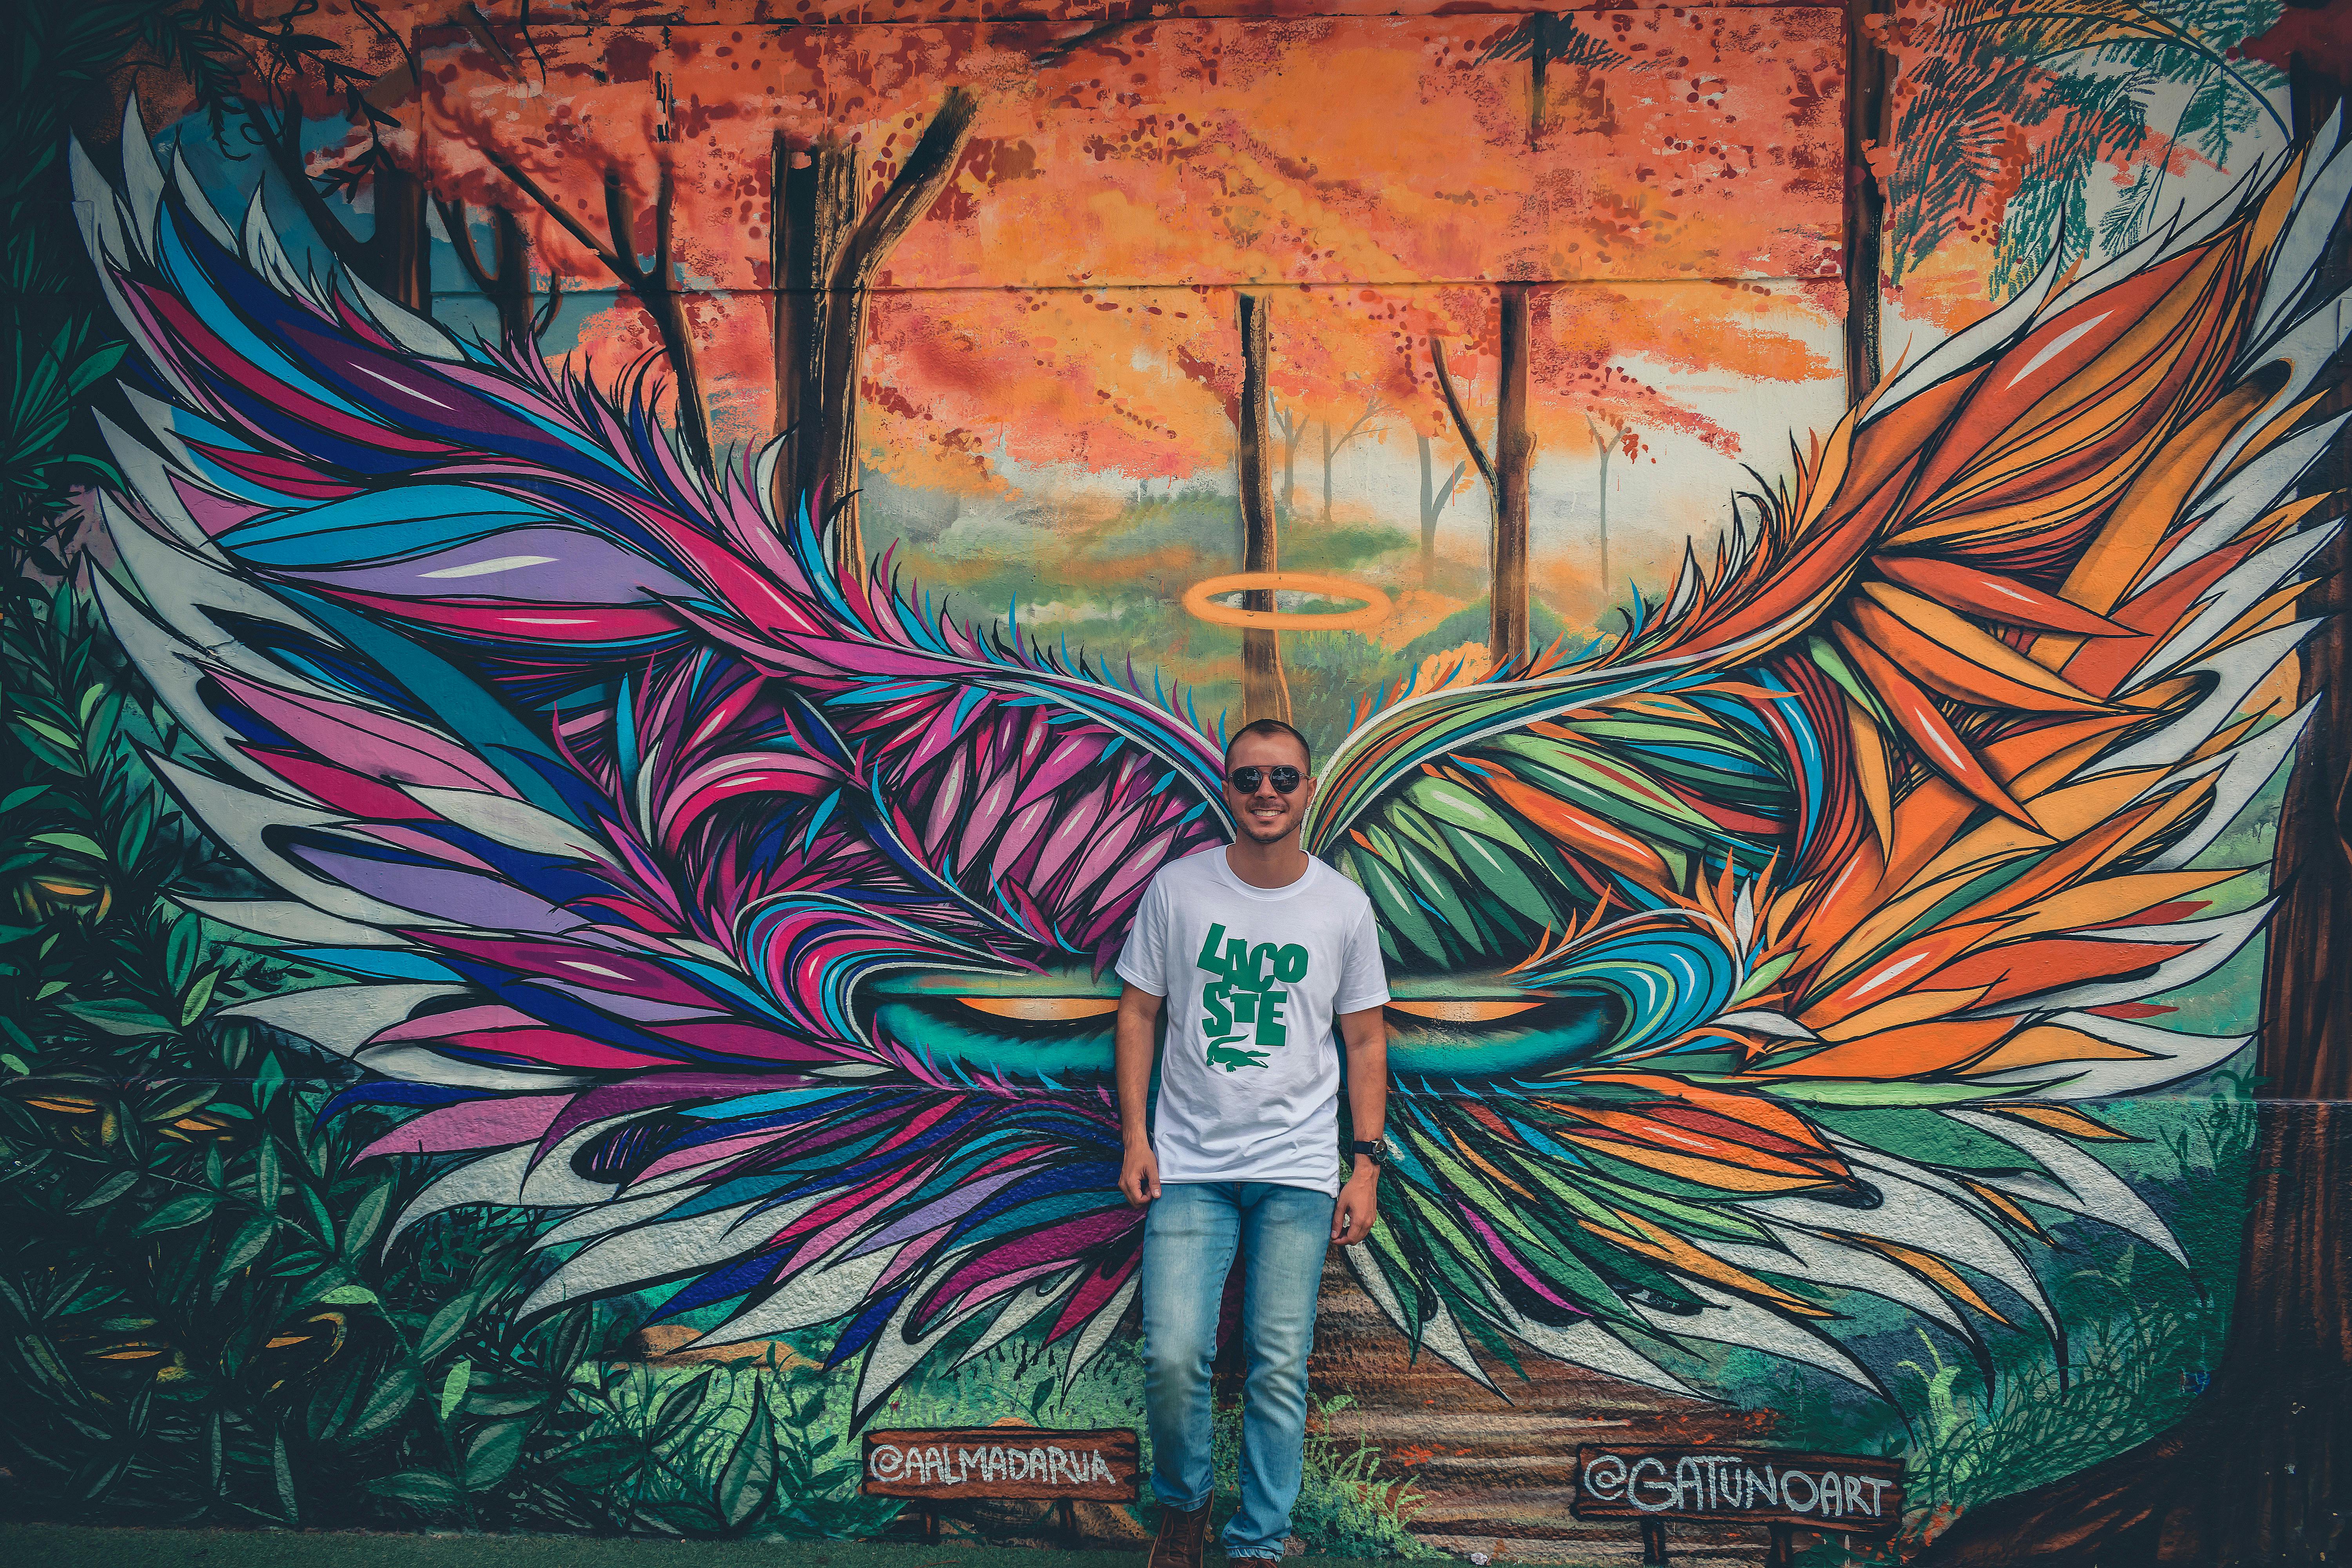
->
<box><xmin>1332</xmin><ymin>1004</ymin><xmax>1388</xmax><ymax>1244</ymax></box>
<box><xmin>1115</xmin><ymin>982</ymin><xmax>1164</xmax><ymax>1207</ymax></box>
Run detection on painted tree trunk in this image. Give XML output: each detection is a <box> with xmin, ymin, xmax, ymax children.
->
<box><xmin>1236</xmin><ymin>292</ymin><xmax>1290</xmax><ymax>725</ymax></box>
<box><xmin>1597</xmin><ymin>444</ymin><xmax>1611</xmax><ymax>595</ymax></box>
<box><xmin>365</xmin><ymin>162</ymin><xmax>432</xmax><ymax>314</ymax></box>
<box><xmin>486</xmin><ymin>206</ymin><xmax>530</xmax><ymax>345</ymax></box>
<box><xmin>436</xmin><ymin>198</ymin><xmax>535</xmax><ymax>346</ymax></box>
<box><xmin>773</xmin><ymin>133</ymin><xmax>861</xmax><ymax>546</ymax></box>
<box><xmin>1491</xmin><ymin>282</ymin><xmax>1534</xmax><ymax>671</ymax></box>
<box><xmin>774</xmin><ymin>92</ymin><xmax>980</xmax><ymax>577</ymax></box>
<box><xmin>1843</xmin><ymin>0</ymin><xmax>1890</xmax><ymax>399</ymax></box>
<box><xmin>1419</xmin><ymin>433</ymin><xmax>1438</xmax><ymax>588</ymax></box>
<box><xmin>1321</xmin><ymin>421</ymin><xmax>1334</xmax><ymax>523</ymax></box>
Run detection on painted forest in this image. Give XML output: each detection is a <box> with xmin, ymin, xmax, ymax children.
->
<box><xmin>2</xmin><ymin>0</ymin><xmax>2350</xmax><ymax>1563</ymax></box>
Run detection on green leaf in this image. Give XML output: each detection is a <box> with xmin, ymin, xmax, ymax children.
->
<box><xmin>62</xmin><ymin>342</ymin><xmax>127</xmax><ymax>398</ymax></box>
<box><xmin>464</xmin><ymin>1418</ymin><xmax>525</xmax><ymax>1490</ymax></box>
<box><xmin>417</xmin><ymin>1294</ymin><xmax>478</xmax><ymax>1365</ymax></box>
<box><xmin>70</xmin><ymin>1169</ymin><xmax>138</xmax><ymax>1210</ymax></box>
<box><xmin>340</xmin><ymin>1184</ymin><xmax>390</xmax><ymax>1259</ymax></box>
<box><xmin>648</xmin><ymin>1367</ymin><xmax>714</xmax><ymax>1445</ymax></box>
<box><xmin>59</xmin><ymin>997</ymin><xmax>175</xmax><ymax>1037</ymax></box>
<box><xmin>29</xmin><ymin>830</ymin><xmax>102</xmax><ymax>858</ymax></box>
<box><xmin>437</xmin><ymin>1357</ymin><xmax>473</xmax><ymax>1421</ymax></box>
<box><xmin>133</xmin><ymin>1192</ymin><xmax>217</xmax><ymax>1234</ymax></box>
<box><xmin>0</xmin><ymin>785</ymin><xmax>47</xmax><ymax>813</ymax></box>
<box><xmin>314</xmin><ymin>1283</ymin><xmax>379</xmax><ymax>1306</ymax></box>
<box><xmin>17</xmin><ymin>718</ymin><xmax>77</xmax><ymax>755</ymax></box>
<box><xmin>345</xmin><ymin>1366</ymin><xmax>419</xmax><ymax>1443</ymax></box>
<box><xmin>179</xmin><ymin>969</ymin><xmax>220</xmax><ymax>1026</ymax></box>
<box><xmin>274</xmin><ymin>1428</ymin><xmax>299</xmax><ymax>1526</ymax></box>
<box><xmin>253</xmin><ymin>1051</ymin><xmax>285</xmax><ymax>1111</ymax></box>
<box><xmin>718</xmin><ymin>1378</ymin><xmax>779</xmax><ymax>1530</ymax></box>
<box><xmin>364</xmin><ymin>1468</ymin><xmax>462</xmax><ymax>1510</ymax></box>
<box><xmin>165</xmin><ymin>915</ymin><xmax>201</xmax><ymax>991</ymax></box>
<box><xmin>220</xmin><ymin>1213</ymin><xmax>275</xmax><ymax>1275</ymax></box>
<box><xmin>256</xmin><ymin>1132</ymin><xmax>281</xmax><ymax>1212</ymax></box>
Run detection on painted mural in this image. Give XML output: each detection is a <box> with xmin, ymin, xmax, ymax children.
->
<box><xmin>2</xmin><ymin>1</ymin><xmax>2347</xmax><ymax>1563</ymax></box>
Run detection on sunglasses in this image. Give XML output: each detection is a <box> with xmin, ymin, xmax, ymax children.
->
<box><xmin>1226</xmin><ymin>765</ymin><xmax>1303</xmax><ymax>794</ymax></box>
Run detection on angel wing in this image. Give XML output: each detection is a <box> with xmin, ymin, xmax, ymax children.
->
<box><xmin>71</xmin><ymin>102</ymin><xmax>1231</xmax><ymax>1417</ymax></box>
<box><xmin>1305</xmin><ymin>120</ymin><xmax>2350</xmax><ymax>1396</ymax></box>
<box><xmin>73</xmin><ymin>83</ymin><xmax>2346</xmax><ymax>1420</ymax></box>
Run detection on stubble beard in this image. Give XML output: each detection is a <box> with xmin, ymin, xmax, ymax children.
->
<box><xmin>1234</xmin><ymin>803</ymin><xmax>1297</xmax><ymax>847</ymax></box>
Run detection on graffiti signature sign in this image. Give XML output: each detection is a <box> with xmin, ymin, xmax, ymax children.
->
<box><xmin>861</xmin><ymin>1427</ymin><xmax>1140</xmax><ymax>1502</ymax></box>
<box><xmin>1572</xmin><ymin>1445</ymin><xmax>1904</xmax><ymax>1533</ymax></box>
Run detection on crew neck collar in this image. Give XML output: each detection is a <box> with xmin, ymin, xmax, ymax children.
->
<box><xmin>1214</xmin><ymin>845</ymin><xmax>1315</xmax><ymax>900</ymax></box>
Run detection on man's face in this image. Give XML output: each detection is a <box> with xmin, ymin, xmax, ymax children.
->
<box><xmin>1223</xmin><ymin>730</ymin><xmax>1316</xmax><ymax>847</ymax></box>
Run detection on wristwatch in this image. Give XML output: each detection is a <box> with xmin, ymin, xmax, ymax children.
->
<box><xmin>1345</xmin><ymin>1137</ymin><xmax>1391</xmax><ymax>1168</ymax></box>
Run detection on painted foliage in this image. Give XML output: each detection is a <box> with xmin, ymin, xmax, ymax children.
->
<box><xmin>1</xmin><ymin>0</ymin><xmax>2345</xmax><ymax>1559</ymax></box>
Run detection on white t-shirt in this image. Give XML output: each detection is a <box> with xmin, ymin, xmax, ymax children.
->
<box><xmin>1115</xmin><ymin>846</ymin><xmax>1390</xmax><ymax>1195</ymax></box>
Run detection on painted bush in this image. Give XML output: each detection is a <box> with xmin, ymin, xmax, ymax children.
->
<box><xmin>1</xmin><ymin>1</ymin><xmax>2344</xmax><ymax>1561</ymax></box>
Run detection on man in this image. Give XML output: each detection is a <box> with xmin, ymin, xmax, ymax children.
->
<box><xmin>1114</xmin><ymin>717</ymin><xmax>1392</xmax><ymax>1568</ymax></box>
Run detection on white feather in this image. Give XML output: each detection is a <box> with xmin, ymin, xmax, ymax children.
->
<box><xmin>1632</xmin><ymin>1280</ymin><xmax>1876</xmax><ymax>1391</ymax></box>
<box><xmin>222</xmin><ymin>981</ymin><xmax>462</xmax><ymax>1054</ymax></box>
<box><xmin>1947</xmin><ymin>1109</ymin><xmax>2185</xmax><ymax>1266</ymax></box>
<box><xmin>2146</xmin><ymin>697</ymin><xmax>2316</xmax><ymax>871</ymax></box>
<box><xmin>1973</xmin><ymin>1009</ymin><xmax>2252</xmax><ymax>1098</ymax></box>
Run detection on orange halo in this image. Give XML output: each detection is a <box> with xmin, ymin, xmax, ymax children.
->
<box><xmin>1181</xmin><ymin>572</ymin><xmax>1393</xmax><ymax>632</ymax></box>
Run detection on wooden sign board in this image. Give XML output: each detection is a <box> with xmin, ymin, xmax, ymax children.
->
<box><xmin>861</xmin><ymin>1427</ymin><xmax>1140</xmax><ymax>1502</ymax></box>
<box><xmin>1572</xmin><ymin>1445</ymin><xmax>1904</xmax><ymax>1534</ymax></box>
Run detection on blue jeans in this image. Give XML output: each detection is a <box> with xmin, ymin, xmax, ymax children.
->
<box><xmin>1141</xmin><ymin>1181</ymin><xmax>1336</xmax><ymax>1560</ymax></box>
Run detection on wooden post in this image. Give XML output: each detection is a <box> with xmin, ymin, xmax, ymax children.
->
<box><xmin>1765</xmin><ymin>1523</ymin><xmax>1796</xmax><ymax>1568</ymax></box>
<box><xmin>1639</xmin><ymin>1517</ymin><xmax>1669</xmax><ymax>1564</ymax></box>
<box><xmin>1056</xmin><ymin>1497</ymin><xmax>1080</xmax><ymax>1547</ymax></box>
<box><xmin>1491</xmin><ymin>283</ymin><xmax>1534</xmax><ymax>671</ymax></box>
<box><xmin>1236</xmin><ymin>292</ymin><xmax>1291</xmax><ymax>725</ymax></box>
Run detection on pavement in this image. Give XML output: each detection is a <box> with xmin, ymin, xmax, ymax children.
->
<box><xmin>0</xmin><ymin>1530</ymin><xmax>1496</xmax><ymax>1568</ymax></box>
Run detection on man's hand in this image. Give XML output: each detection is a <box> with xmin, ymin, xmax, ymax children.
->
<box><xmin>1332</xmin><ymin>1163</ymin><xmax>1379</xmax><ymax>1244</ymax></box>
<box><xmin>1120</xmin><ymin>1142</ymin><xmax>1162</xmax><ymax>1207</ymax></box>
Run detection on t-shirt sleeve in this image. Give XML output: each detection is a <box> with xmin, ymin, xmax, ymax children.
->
<box><xmin>1333</xmin><ymin>904</ymin><xmax>1391</xmax><ymax>1013</ymax></box>
<box><xmin>1113</xmin><ymin>877</ymin><xmax>1170</xmax><ymax>997</ymax></box>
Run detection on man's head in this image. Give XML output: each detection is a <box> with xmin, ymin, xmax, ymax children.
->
<box><xmin>1222</xmin><ymin>718</ymin><xmax>1316</xmax><ymax>848</ymax></box>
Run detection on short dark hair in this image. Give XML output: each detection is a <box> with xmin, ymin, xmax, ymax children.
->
<box><xmin>1223</xmin><ymin>717</ymin><xmax>1311</xmax><ymax>771</ymax></box>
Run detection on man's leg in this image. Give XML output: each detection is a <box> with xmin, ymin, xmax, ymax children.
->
<box><xmin>1143</xmin><ymin>1182</ymin><xmax>1240</xmax><ymax>1562</ymax></box>
<box><xmin>1221</xmin><ymin>1182</ymin><xmax>1338</xmax><ymax>1561</ymax></box>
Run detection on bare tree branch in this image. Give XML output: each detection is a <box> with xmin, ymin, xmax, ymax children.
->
<box><xmin>479</xmin><ymin>142</ymin><xmax>622</xmax><ymax>276</ymax></box>
<box><xmin>1430</xmin><ymin>338</ymin><xmax>1497</xmax><ymax>496</ymax></box>
<box><xmin>601</xmin><ymin>168</ymin><xmax>652</xmax><ymax>291</ymax></box>
<box><xmin>481</xmin><ymin>145</ymin><xmax>711</xmax><ymax>467</ymax></box>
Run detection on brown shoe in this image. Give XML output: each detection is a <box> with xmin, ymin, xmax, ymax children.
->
<box><xmin>1147</xmin><ymin>1501</ymin><xmax>1212</xmax><ymax>1568</ymax></box>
